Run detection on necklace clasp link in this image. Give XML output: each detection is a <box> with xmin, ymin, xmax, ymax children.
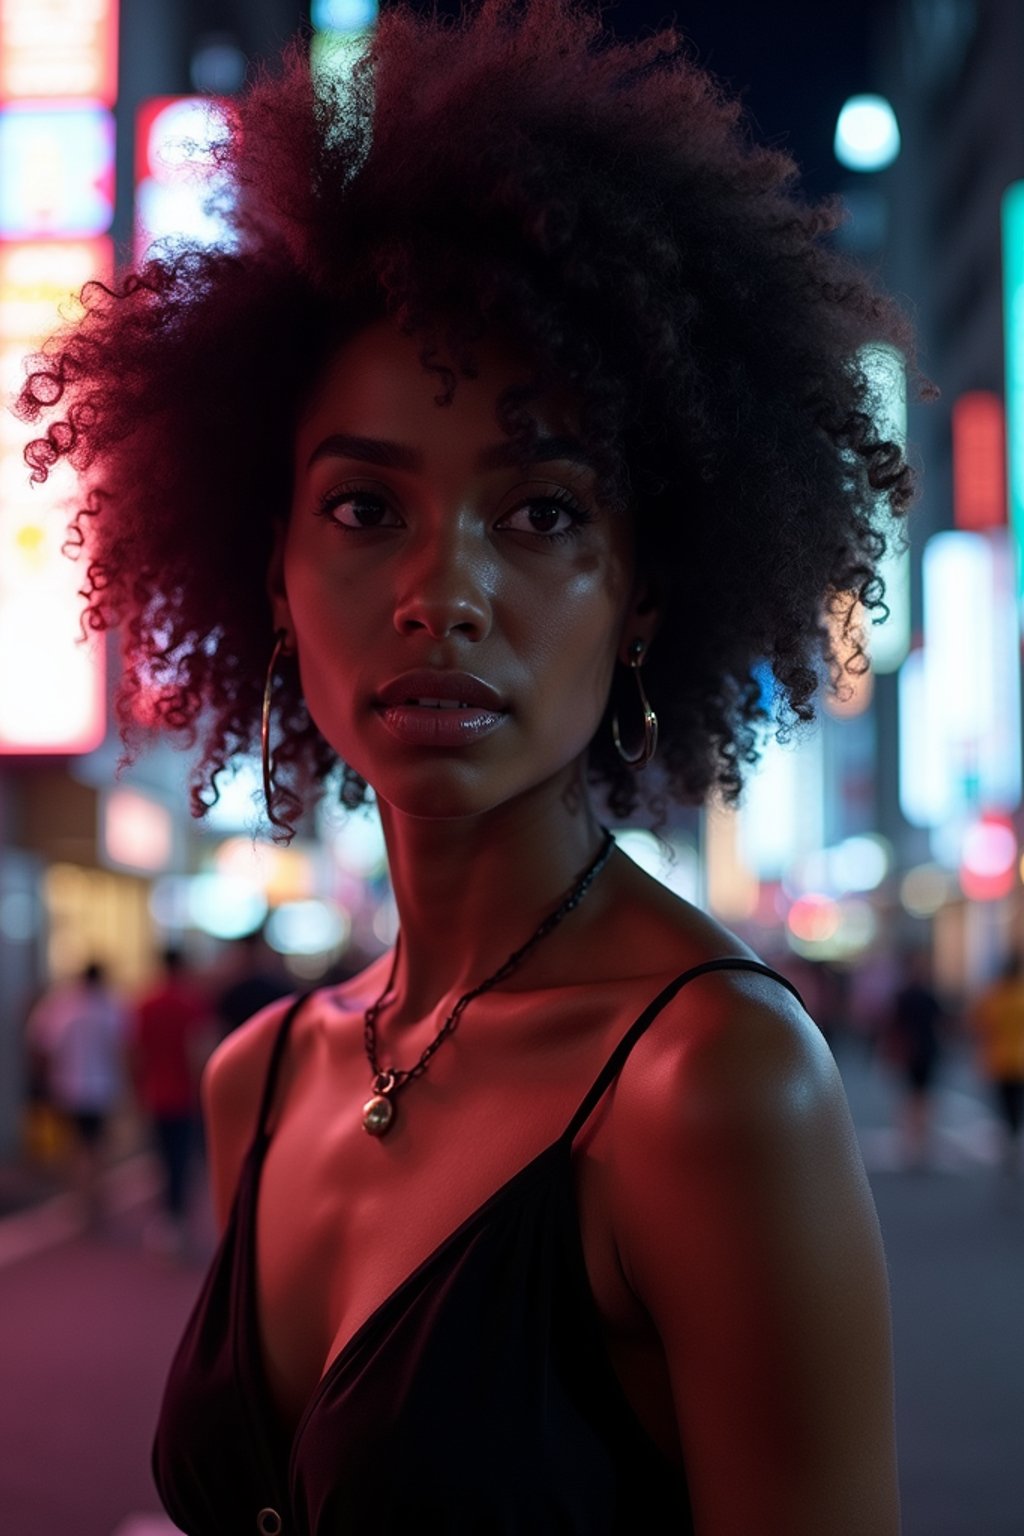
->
<box><xmin>372</xmin><ymin>1069</ymin><xmax>396</xmax><ymax>1096</ymax></box>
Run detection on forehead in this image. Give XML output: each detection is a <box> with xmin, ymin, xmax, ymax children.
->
<box><xmin>296</xmin><ymin>317</ymin><xmax>581</xmax><ymax>451</ymax></box>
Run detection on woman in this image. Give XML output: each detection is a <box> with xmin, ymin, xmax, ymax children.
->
<box><xmin>18</xmin><ymin>1</ymin><xmax>910</xmax><ymax>1530</ymax></box>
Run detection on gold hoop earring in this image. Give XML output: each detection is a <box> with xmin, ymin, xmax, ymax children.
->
<box><xmin>612</xmin><ymin>638</ymin><xmax>658</xmax><ymax>769</ymax></box>
<box><xmin>261</xmin><ymin>628</ymin><xmax>292</xmax><ymax>829</ymax></box>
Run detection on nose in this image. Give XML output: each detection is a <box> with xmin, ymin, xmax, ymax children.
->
<box><xmin>392</xmin><ymin>523</ymin><xmax>493</xmax><ymax>641</ymax></box>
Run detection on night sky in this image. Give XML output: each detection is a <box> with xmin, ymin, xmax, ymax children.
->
<box><xmin>407</xmin><ymin>0</ymin><xmax>885</xmax><ymax>199</ymax></box>
<box><xmin>595</xmin><ymin>0</ymin><xmax>883</xmax><ymax>199</ymax></box>
<box><xmin>195</xmin><ymin>0</ymin><xmax>887</xmax><ymax>199</ymax></box>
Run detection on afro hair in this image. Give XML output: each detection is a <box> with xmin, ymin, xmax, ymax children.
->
<box><xmin>15</xmin><ymin>0</ymin><xmax>917</xmax><ymax>837</ymax></box>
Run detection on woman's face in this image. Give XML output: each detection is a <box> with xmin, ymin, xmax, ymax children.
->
<box><xmin>271</xmin><ymin>318</ymin><xmax>650</xmax><ymax>822</ymax></box>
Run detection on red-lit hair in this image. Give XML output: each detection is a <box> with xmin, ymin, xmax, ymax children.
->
<box><xmin>15</xmin><ymin>0</ymin><xmax>917</xmax><ymax>836</ymax></box>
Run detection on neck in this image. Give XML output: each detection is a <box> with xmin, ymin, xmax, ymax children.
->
<box><xmin>374</xmin><ymin>775</ymin><xmax>609</xmax><ymax>1019</ymax></box>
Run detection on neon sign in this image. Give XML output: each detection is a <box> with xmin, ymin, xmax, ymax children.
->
<box><xmin>953</xmin><ymin>391</ymin><xmax>1005</xmax><ymax>531</ymax></box>
<box><xmin>0</xmin><ymin>238</ymin><xmax>111</xmax><ymax>753</ymax></box>
<box><xmin>0</xmin><ymin>0</ymin><xmax>118</xmax><ymax>106</ymax></box>
<box><xmin>0</xmin><ymin>103</ymin><xmax>115</xmax><ymax>237</ymax></box>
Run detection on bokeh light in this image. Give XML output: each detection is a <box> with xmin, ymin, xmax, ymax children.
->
<box><xmin>834</xmin><ymin>94</ymin><xmax>901</xmax><ymax>171</ymax></box>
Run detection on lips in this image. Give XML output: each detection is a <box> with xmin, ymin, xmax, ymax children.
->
<box><xmin>374</xmin><ymin>670</ymin><xmax>509</xmax><ymax>747</ymax></box>
<box><xmin>375</xmin><ymin>671</ymin><xmax>507</xmax><ymax>712</ymax></box>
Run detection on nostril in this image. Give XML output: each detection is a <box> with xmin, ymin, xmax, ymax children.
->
<box><xmin>393</xmin><ymin>593</ymin><xmax>490</xmax><ymax>641</ymax></box>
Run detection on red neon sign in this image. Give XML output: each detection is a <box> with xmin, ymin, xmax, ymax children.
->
<box><xmin>952</xmin><ymin>391</ymin><xmax>1006</xmax><ymax>530</ymax></box>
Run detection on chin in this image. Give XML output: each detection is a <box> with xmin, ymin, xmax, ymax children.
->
<box><xmin>370</xmin><ymin>773</ymin><xmax>521</xmax><ymax>824</ymax></box>
<box><xmin>372</xmin><ymin>753</ymin><xmax>596</xmax><ymax>827</ymax></box>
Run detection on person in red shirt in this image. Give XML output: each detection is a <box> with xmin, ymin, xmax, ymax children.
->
<box><xmin>130</xmin><ymin>947</ymin><xmax>216</xmax><ymax>1251</ymax></box>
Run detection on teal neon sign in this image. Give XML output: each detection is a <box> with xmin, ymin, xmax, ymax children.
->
<box><xmin>1001</xmin><ymin>181</ymin><xmax>1024</xmax><ymax>603</ymax></box>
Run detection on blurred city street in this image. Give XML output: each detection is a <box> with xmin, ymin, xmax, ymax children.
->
<box><xmin>0</xmin><ymin>1037</ymin><xmax>1021</xmax><ymax>1536</ymax></box>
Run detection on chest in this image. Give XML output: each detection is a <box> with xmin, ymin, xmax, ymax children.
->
<box><xmin>252</xmin><ymin>999</ymin><xmax>678</xmax><ymax>1458</ymax></box>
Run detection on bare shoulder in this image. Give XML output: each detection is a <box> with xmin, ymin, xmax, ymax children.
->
<box><xmin>633</xmin><ymin>959</ymin><xmax>841</xmax><ymax>1132</ymax></box>
<box><xmin>603</xmin><ymin>963</ymin><xmax>899</xmax><ymax>1533</ymax></box>
<box><xmin>202</xmin><ymin>993</ymin><xmax>299</xmax><ymax>1127</ymax></box>
<box><xmin>200</xmin><ymin>992</ymin><xmax>300</xmax><ymax>1229</ymax></box>
<box><xmin>607</xmin><ymin>959</ymin><xmax>861</xmax><ymax>1242</ymax></box>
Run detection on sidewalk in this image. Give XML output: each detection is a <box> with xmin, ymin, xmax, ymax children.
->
<box><xmin>835</xmin><ymin>1035</ymin><xmax>1024</xmax><ymax>1536</ymax></box>
<box><xmin>0</xmin><ymin>1132</ymin><xmax>215</xmax><ymax>1536</ymax></box>
<box><xmin>0</xmin><ymin>1150</ymin><xmax>167</xmax><ymax>1269</ymax></box>
<box><xmin>834</xmin><ymin>1031</ymin><xmax>1012</xmax><ymax>1174</ymax></box>
<box><xmin>0</xmin><ymin>1107</ymin><xmax>167</xmax><ymax>1269</ymax></box>
<box><xmin>0</xmin><ymin>1174</ymin><xmax>210</xmax><ymax>1536</ymax></box>
<box><xmin>0</xmin><ymin>1152</ymin><xmax>65</xmax><ymax>1218</ymax></box>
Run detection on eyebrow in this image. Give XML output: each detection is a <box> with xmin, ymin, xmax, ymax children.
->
<box><xmin>305</xmin><ymin>431</ymin><xmax>598</xmax><ymax>475</ymax></box>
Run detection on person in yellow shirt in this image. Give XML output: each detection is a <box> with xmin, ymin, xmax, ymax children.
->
<box><xmin>971</xmin><ymin>950</ymin><xmax>1024</xmax><ymax>1172</ymax></box>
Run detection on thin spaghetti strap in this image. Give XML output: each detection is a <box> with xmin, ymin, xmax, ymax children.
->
<box><xmin>253</xmin><ymin>990</ymin><xmax>314</xmax><ymax>1143</ymax></box>
<box><xmin>560</xmin><ymin>958</ymin><xmax>805</xmax><ymax>1147</ymax></box>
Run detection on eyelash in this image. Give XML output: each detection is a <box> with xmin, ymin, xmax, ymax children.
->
<box><xmin>313</xmin><ymin>483</ymin><xmax>594</xmax><ymax>544</ymax></box>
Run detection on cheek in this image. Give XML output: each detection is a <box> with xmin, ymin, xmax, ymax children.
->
<box><xmin>531</xmin><ymin>565</ymin><xmax>628</xmax><ymax>711</ymax></box>
<box><xmin>285</xmin><ymin>538</ymin><xmax>362</xmax><ymax>639</ymax></box>
<box><xmin>282</xmin><ymin>544</ymin><xmax>365</xmax><ymax>734</ymax></box>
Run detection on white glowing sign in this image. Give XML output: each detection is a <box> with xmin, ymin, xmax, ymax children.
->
<box><xmin>0</xmin><ymin>239</ymin><xmax>110</xmax><ymax>755</ymax></box>
<box><xmin>1001</xmin><ymin>181</ymin><xmax>1024</xmax><ymax>602</ymax></box>
<box><xmin>134</xmin><ymin>96</ymin><xmax>234</xmax><ymax>260</ymax></box>
<box><xmin>898</xmin><ymin>648</ymin><xmax>940</xmax><ymax>831</ymax></box>
<box><xmin>902</xmin><ymin>529</ymin><xmax>1022</xmax><ymax>831</ymax></box>
<box><xmin>0</xmin><ymin>103</ymin><xmax>115</xmax><ymax>236</ymax></box>
<box><xmin>859</xmin><ymin>342</ymin><xmax>910</xmax><ymax>673</ymax></box>
<box><xmin>0</xmin><ymin>0</ymin><xmax>118</xmax><ymax>105</ymax></box>
<box><xmin>738</xmin><ymin>728</ymin><xmax>826</xmax><ymax>882</ymax></box>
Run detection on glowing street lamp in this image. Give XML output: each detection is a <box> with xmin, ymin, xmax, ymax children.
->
<box><xmin>834</xmin><ymin>95</ymin><xmax>900</xmax><ymax>173</ymax></box>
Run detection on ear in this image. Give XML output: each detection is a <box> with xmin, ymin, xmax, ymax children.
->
<box><xmin>617</xmin><ymin>575</ymin><xmax>662</xmax><ymax>666</ymax></box>
<box><xmin>266</xmin><ymin>517</ymin><xmax>294</xmax><ymax>643</ymax></box>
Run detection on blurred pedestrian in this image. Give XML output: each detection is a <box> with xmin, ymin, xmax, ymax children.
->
<box><xmin>883</xmin><ymin>947</ymin><xmax>946</xmax><ymax>1168</ymax></box>
<box><xmin>213</xmin><ymin>928</ymin><xmax>290</xmax><ymax>1040</ymax></box>
<box><xmin>847</xmin><ymin>946</ymin><xmax>901</xmax><ymax>1061</ymax></box>
<box><xmin>25</xmin><ymin>960</ymin><xmax>128</xmax><ymax>1227</ymax></box>
<box><xmin>130</xmin><ymin>946</ymin><xmax>217</xmax><ymax>1254</ymax></box>
<box><xmin>970</xmin><ymin>950</ymin><xmax>1024</xmax><ymax>1174</ymax></box>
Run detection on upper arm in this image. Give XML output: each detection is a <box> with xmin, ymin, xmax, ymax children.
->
<box><xmin>609</xmin><ymin>976</ymin><xmax>899</xmax><ymax>1536</ymax></box>
<box><xmin>200</xmin><ymin>994</ymin><xmax>296</xmax><ymax>1232</ymax></box>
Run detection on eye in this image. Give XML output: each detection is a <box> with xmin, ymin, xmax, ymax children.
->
<box><xmin>315</xmin><ymin>486</ymin><xmax>404</xmax><ymax>530</ymax></box>
<box><xmin>496</xmin><ymin>488</ymin><xmax>592</xmax><ymax>542</ymax></box>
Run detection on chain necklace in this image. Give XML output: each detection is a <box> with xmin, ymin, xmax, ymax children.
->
<box><xmin>361</xmin><ymin>829</ymin><xmax>615</xmax><ymax>1136</ymax></box>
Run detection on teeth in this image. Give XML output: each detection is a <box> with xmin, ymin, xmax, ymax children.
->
<box><xmin>407</xmin><ymin>698</ymin><xmax>470</xmax><ymax>709</ymax></box>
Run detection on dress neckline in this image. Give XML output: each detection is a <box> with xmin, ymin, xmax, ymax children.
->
<box><xmin>283</xmin><ymin>1136</ymin><xmax>570</xmax><ymax>1474</ymax></box>
<box><xmin>233</xmin><ymin>955</ymin><xmax>804</xmax><ymax>1490</ymax></box>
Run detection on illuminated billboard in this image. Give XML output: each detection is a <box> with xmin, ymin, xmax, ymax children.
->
<box><xmin>1001</xmin><ymin>181</ymin><xmax>1024</xmax><ymax>602</ymax></box>
<box><xmin>135</xmin><ymin>96</ymin><xmax>234</xmax><ymax>259</ymax></box>
<box><xmin>859</xmin><ymin>342</ymin><xmax>910</xmax><ymax>674</ymax></box>
<box><xmin>953</xmin><ymin>392</ymin><xmax>1005</xmax><ymax>531</ymax></box>
<box><xmin>0</xmin><ymin>0</ymin><xmax>118</xmax><ymax>754</ymax></box>
<box><xmin>0</xmin><ymin>102</ymin><xmax>115</xmax><ymax>237</ymax></box>
<box><xmin>0</xmin><ymin>0</ymin><xmax>118</xmax><ymax>106</ymax></box>
<box><xmin>0</xmin><ymin>239</ymin><xmax>110</xmax><ymax>754</ymax></box>
<box><xmin>901</xmin><ymin>529</ymin><xmax>1022</xmax><ymax>838</ymax></box>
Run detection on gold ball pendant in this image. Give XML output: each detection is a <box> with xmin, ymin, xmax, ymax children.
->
<box><xmin>362</xmin><ymin>1093</ymin><xmax>395</xmax><ymax>1136</ymax></box>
